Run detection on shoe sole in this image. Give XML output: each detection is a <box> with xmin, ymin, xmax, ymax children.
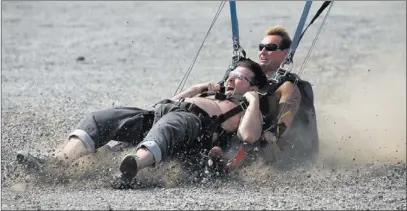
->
<box><xmin>16</xmin><ymin>152</ymin><xmax>43</xmax><ymax>171</ymax></box>
<box><xmin>16</xmin><ymin>153</ymin><xmax>27</xmax><ymax>164</ymax></box>
<box><xmin>119</xmin><ymin>155</ymin><xmax>138</xmax><ymax>179</ymax></box>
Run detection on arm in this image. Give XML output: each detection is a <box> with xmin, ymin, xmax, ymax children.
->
<box><xmin>237</xmin><ymin>92</ymin><xmax>263</xmax><ymax>144</ymax></box>
<box><xmin>171</xmin><ymin>83</ymin><xmax>220</xmax><ymax>101</ymax></box>
<box><xmin>275</xmin><ymin>81</ymin><xmax>301</xmax><ymax>136</ymax></box>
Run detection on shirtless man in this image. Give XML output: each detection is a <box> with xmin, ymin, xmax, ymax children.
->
<box><xmin>16</xmin><ymin>58</ymin><xmax>267</xmax><ymax>185</ymax></box>
<box><xmin>116</xmin><ymin>26</ymin><xmax>310</xmax><ymax>178</ymax></box>
<box><xmin>257</xmin><ymin>26</ymin><xmax>302</xmax><ymax>141</ymax></box>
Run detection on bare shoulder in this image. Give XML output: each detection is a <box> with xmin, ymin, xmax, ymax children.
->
<box><xmin>277</xmin><ymin>81</ymin><xmax>301</xmax><ymax>98</ymax></box>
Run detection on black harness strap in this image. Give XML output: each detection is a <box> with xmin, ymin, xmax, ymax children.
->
<box><xmin>197</xmin><ymin>71</ymin><xmax>298</xmax><ymax>147</ymax></box>
<box><xmin>267</xmin><ymin>71</ymin><xmax>298</xmax><ymax>95</ymax></box>
<box><xmin>197</xmin><ymin>91</ymin><xmax>249</xmax><ymax>134</ymax></box>
<box><xmin>206</xmin><ymin>99</ymin><xmax>249</xmax><ymax>132</ymax></box>
<box><xmin>298</xmin><ymin>1</ymin><xmax>332</xmax><ymax>47</ymax></box>
<box><xmin>191</xmin><ymin>90</ymin><xmax>251</xmax><ymax>152</ymax></box>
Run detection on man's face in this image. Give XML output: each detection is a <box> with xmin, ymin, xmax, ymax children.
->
<box><xmin>258</xmin><ymin>35</ymin><xmax>288</xmax><ymax>72</ymax></box>
<box><xmin>225</xmin><ymin>66</ymin><xmax>257</xmax><ymax>95</ymax></box>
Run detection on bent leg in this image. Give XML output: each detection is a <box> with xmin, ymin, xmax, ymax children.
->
<box><xmin>118</xmin><ymin>111</ymin><xmax>202</xmax><ymax>181</ymax></box>
<box><xmin>137</xmin><ymin>111</ymin><xmax>202</xmax><ymax>164</ymax></box>
<box><xmin>59</xmin><ymin>107</ymin><xmax>154</xmax><ymax>163</ymax></box>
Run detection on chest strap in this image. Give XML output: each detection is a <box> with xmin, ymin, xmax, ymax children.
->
<box><xmin>204</xmin><ymin>98</ymin><xmax>249</xmax><ymax>135</ymax></box>
<box><xmin>197</xmin><ymin>98</ymin><xmax>249</xmax><ymax>152</ymax></box>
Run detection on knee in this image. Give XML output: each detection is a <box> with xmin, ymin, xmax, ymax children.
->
<box><xmin>68</xmin><ymin>132</ymin><xmax>96</xmax><ymax>153</ymax></box>
<box><xmin>69</xmin><ymin>111</ymin><xmax>105</xmax><ymax>152</ymax></box>
<box><xmin>71</xmin><ymin>109</ymin><xmax>118</xmax><ymax>150</ymax></box>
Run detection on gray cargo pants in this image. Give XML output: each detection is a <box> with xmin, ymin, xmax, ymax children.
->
<box><xmin>69</xmin><ymin>99</ymin><xmax>210</xmax><ymax>164</ymax></box>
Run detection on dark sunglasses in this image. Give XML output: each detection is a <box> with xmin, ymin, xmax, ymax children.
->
<box><xmin>258</xmin><ymin>43</ymin><xmax>280</xmax><ymax>52</ymax></box>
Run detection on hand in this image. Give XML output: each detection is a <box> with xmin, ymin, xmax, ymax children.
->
<box><xmin>243</xmin><ymin>91</ymin><xmax>259</xmax><ymax>103</ymax></box>
<box><xmin>262</xmin><ymin>131</ymin><xmax>281</xmax><ymax>153</ymax></box>
<box><xmin>262</xmin><ymin>131</ymin><xmax>277</xmax><ymax>143</ymax></box>
<box><xmin>194</xmin><ymin>83</ymin><xmax>220</xmax><ymax>93</ymax></box>
<box><xmin>207</xmin><ymin>83</ymin><xmax>221</xmax><ymax>92</ymax></box>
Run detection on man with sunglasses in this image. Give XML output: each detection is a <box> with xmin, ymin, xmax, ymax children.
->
<box><xmin>257</xmin><ymin>26</ymin><xmax>304</xmax><ymax>148</ymax></box>
<box><xmin>16</xmin><ymin>58</ymin><xmax>268</xmax><ymax>188</ymax></box>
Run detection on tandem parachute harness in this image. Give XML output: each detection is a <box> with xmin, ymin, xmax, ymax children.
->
<box><xmin>172</xmin><ymin>0</ymin><xmax>335</xmax><ymax>173</ymax></box>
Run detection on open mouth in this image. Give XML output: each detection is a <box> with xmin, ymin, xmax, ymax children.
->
<box><xmin>226</xmin><ymin>86</ymin><xmax>234</xmax><ymax>91</ymax></box>
<box><xmin>260</xmin><ymin>57</ymin><xmax>268</xmax><ymax>62</ymax></box>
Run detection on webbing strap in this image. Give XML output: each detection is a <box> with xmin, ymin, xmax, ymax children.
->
<box><xmin>229</xmin><ymin>0</ymin><xmax>240</xmax><ymax>52</ymax></box>
<box><xmin>205</xmin><ymin>99</ymin><xmax>249</xmax><ymax>133</ymax></box>
<box><xmin>217</xmin><ymin>100</ymin><xmax>248</xmax><ymax>124</ymax></box>
<box><xmin>298</xmin><ymin>1</ymin><xmax>332</xmax><ymax>46</ymax></box>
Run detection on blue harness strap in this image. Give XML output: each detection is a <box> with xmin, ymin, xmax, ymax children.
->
<box><xmin>229</xmin><ymin>0</ymin><xmax>240</xmax><ymax>53</ymax></box>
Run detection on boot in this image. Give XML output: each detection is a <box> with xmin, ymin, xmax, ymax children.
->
<box><xmin>111</xmin><ymin>155</ymin><xmax>139</xmax><ymax>189</ymax></box>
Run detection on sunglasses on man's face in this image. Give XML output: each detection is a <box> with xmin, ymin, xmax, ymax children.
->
<box><xmin>228</xmin><ymin>70</ymin><xmax>254</xmax><ymax>86</ymax></box>
<box><xmin>258</xmin><ymin>43</ymin><xmax>280</xmax><ymax>52</ymax></box>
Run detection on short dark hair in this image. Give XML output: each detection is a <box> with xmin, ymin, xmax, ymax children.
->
<box><xmin>236</xmin><ymin>58</ymin><xmax>267</xmax><ymax>88</ymax></box>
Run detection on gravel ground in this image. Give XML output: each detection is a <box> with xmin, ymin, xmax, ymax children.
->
<box><xmin>2</xmin><ymin>1</ymin><xmax>406</xmax><ymax>210</ymax></box>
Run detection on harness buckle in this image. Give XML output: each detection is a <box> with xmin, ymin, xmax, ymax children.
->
<box><xmin>270</xmin><ymin>54</ymin><xmax>293</xmax><ymax>83</ymax></box>
<box><xmin>239</xmin><ymin>101</ymin><xmax>248</xmax><ymax>111</ymax></box>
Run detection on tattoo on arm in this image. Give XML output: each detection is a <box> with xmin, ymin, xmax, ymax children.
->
<box><xmin>279</xmin><ymin>85</ymin><xmax>301</xmax><ymax>118</ymax></box>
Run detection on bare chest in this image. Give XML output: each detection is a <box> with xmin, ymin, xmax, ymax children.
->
<box><xmin>184</xmin><ymin>97</ymin><xmax>243</xmax><ymax>132</ymax></box>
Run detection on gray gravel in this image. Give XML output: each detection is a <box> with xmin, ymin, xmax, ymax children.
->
<box><xmin>2</xmin><ymin>1</ymin><xmax>406</xmax><ymax>210</ymax></box>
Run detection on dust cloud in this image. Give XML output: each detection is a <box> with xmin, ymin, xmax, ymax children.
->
<box><xmin>317</xmin><ymin>47</ymin><xmax>406</xmax><ymax>167</ymax></box>
<box><xmin>234</xmin><ymin>48</ymin><xmax>406</xmax><ymax>185</ymax></box>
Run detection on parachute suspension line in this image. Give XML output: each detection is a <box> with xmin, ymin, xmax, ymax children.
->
<box><xmin>295</xmin><ymin>1</ymin><xmax>334</xmax><ymax>78</ymax></box>
<box><xmin>173</xmin><ymin>1</ymin><xmax>227</xmax><ymax>96</ymax></box>
<box><xmin>275</xmin><ymin>1</ymin><xmax>335</xmax><ymax>125</ymax></box>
